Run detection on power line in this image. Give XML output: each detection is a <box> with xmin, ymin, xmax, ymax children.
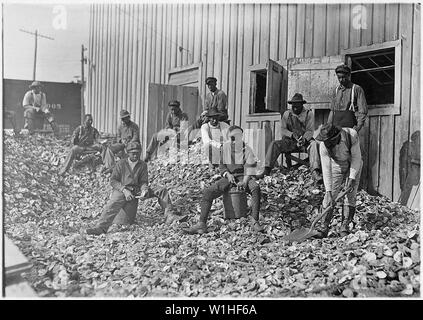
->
<box><xmin>116</xmin><ymin>6</ymin><xmax>192</xmax><ymax>56</ymax></box>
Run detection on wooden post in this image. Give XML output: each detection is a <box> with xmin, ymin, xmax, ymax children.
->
<box><xmin>81</xmin><ymin>44</ymin><xmax>85</xmax><ymax>124</ymax></box>
<box><xmin>33</xmin><ymin>30</ymin><xmax>38</xmax><ymax>80</ymax></box>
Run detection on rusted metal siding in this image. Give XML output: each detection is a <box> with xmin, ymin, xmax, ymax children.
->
<box><xmin>88</xmin><ymin>3</ymin><xmax>420</xmax><ymax>203</ymax></box>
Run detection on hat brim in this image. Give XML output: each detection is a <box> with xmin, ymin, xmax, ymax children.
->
<box><xmin>29</xmin><ymin>84</ymin><xmax>42</xmax><ymax>89</ymax></box>
<box><xmin>121</xmin><ymin>115</ymin><xmax>130</xmax><ymax>119</ymax></box>
<box><xmin>287</xmin><ymin>100</ymin><xmax>307</xmax><ymax>104</ymax></box>
<box><xmin>316</xmin><ymin>128</ymin><xmax>341</xmax><ymax>142</ymax></box>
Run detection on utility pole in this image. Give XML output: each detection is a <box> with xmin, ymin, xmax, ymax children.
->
<box><xmin>81</xmin><ymin>44</ymin><xmax>87</xmax><ymax>124</ymax></box>
<box><xmin>19</xmin><ymin>29</ymin><xmax>54</xmax><ymax>80</ymax></box>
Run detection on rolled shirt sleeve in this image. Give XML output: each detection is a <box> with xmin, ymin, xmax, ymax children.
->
<box><xmin>354</xmin><ymin>86</ymin><xmax>368</xmax><ymax>132</ymax></box>
<box><xmin>280</xmin><ymin>111</ymin><xmax>293</xmax><ymax>138</ymax></box>
<box><xmin>319</xmin><ymin>141</ymin><xmax>333</xmax><ymax>192</ymax></box>
<box><xmin>347</xmin><ymin>129</ymin><xmax>362</xmax><ymax>179</ymax></box>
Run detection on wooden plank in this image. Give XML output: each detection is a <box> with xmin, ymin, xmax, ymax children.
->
<box><xmin>339</xmin><ymin>3</ymin><xmax>350</xmax><ymax>51</ymax></box>
<box><xmin>188</xmin><ymin>4</ymin><xmax>195</xmax><ymax>65</ymax></box>
<box><xmin>221</xmin><ymin>3</ymin><xmax>230</xmax><ymax>97</ymax></box>
<box><xmin>193</xmin><ymin>4</ymin><xmax>202</xmax><ymax>64</ymax></box>
<box><xmin>241</xmin><ymin>4</ymin><xmax>254</xmax><ymax>129</ymax></box>
<box><xmin>326</xmin><ymin>4</ymin><xmax>340</xmax><ymax>56</ymax></box>
<box><xmin>182</xmin><ymin>4</ymin><xmax>189</xmax><ymax>66</ymax></box>
<box><xmin>235</xmin><ymin>4</ymin><xmax>244</xmax><ymax>125</ymax></box>
<box><xmin>360</xmin><ymin>3</ymin><xmax>373</xmax><ymax>46</ymax></box>
<box><xmin>207</xmin><ymin>4</ymin><xmax>216</xmax><ymax>80</ymax></box>
<box><xmin>228</xmin><ymin>4</ymin><xmax>238</xmax><ymax>123</ymax></box>
<box><xmin>122</xmin><ymin>3</ymin><xmax>130</xmax><ymax>109</ymax></box>
<box><xmin>358</xmin><ymin>112</ymin><xmax>370</xmax><ymax>191</ymax></box>
<box><xmin>409</xmin><ymin>3</ymin><xmax>421</xmax><ymax>139</ymax></box>
<box><xmin>313</xmin><ymin>4</ymin><xmax>326</xmax><ymax>57</ymax></box>
<box><xmin>200</xmin><ymin>4</ymin><xmax>208</xmax><ymax>101</ymax></box>
<box><xmin>139</xmin><ymin>4</ymin><xmax>148</xmax><ymax>145</ymax></box>
<box><xmin>170</xmin><ymin>4</ymin><xmax>177</xmax><ymax>69</ymax></box>
<box><xmin>160</xmin><ymin>4</ymin><xmax>167</xmax><ymax>84</ymax></box>
<box><xmin>372</xmin><ymin>3</ymin><xmax>385</xmax><ymax>44</ymax></box>
<box><xmin>155</xmin><ymin>4</ymin><xmax>163</xmax><ymax>84</ymax></box>
<box><xmin>260</xmin><ymin>3</ymin><xmax>271</xmax><ymax>62</ymax></box>
<box><xmin>393</xmin><ymin>4</ymin><xmax>414</xmax><ymax>201</ymax></box>
<box><xmin>128</xmin><ymin>4</ymin><xmax>136</xmax><ymax>111</ymax></box>
<box><xmin>253</xmin><ymin>4</ymin><xmax>261</xmax><ymax>65</ymax></box>
<box><xmin>295</xmin><ymin>4</ymin><xmax>305</xmax><ymax>58</ymax></box>
<box><xmin>385</xmin><ymin>3</ymin><xmax>399</xmax><ymax>42</ymax></box>
<box><xmin>278</xmin><ymin>4</ymin><xmax>288</xmax><ymax>61</ymax></box>
<box><xmin>269</xmin><ymin>4</ymin><xmax>279</xmax><ymax>60</ymax></box>
<box><xmin>150</xmin><ymin>5</ymin><xmax>158</xmax><ymax>84</ymax></box>
<box><xmin>304</xmin><ymin>4</ymin><xmax>314</xmax><ymax>58</ymax></box>
<box><xmin>134</xmin><ymin>5</ymin><xmax>143</xmax><ymax>134</ymax></box>
<box><xmin>378</xmin><ymin>115</ymin><xmax>394</xmax><ymax>199</ymax></box>
<box><xmin>349</xmin><ymin>3</ymin><xmax>361</xmax><ymax>48</ymax></box>
<box><xmin>286</xmin><ymin>4</ymin><xmax>296</xmax><ymax>59</ymax></box>
<box><xmin>176</xmin><ymin>4</ymin><xmax>183</xmax><ymax>67</ymax></box>
<box><xmin>112</xmin><ymin>5</ymin><xmax>120</xmax><ymax>133</ymax></box>
<box><xmin>368</xmin><ymin>116</ymin><xmax>381</xmax><ymax>194</ymax></box>
<box><xmin>214</xmin><ymin>4</ymin><xmax>223</xmax><ymax>86</ymax></box>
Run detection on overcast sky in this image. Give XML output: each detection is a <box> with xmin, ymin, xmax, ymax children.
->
<box><xmin>3</xmin><ymin>3</ymin><xmax>90</xmax><ymax>83</ymax></box>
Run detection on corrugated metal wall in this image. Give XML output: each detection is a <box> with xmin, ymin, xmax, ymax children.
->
<box><xmin>87</xmin><ymin>3</ymin><xmax>420</xmax><ymax>203</ymax></box>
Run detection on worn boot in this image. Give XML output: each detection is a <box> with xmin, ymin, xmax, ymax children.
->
<box><xmin>340</xmin><ymin>206</ymin><xmax>356</xmax><ymax>237</ymax></box>
<box><xmin>182</xmin><ymin>221</ymin><xmax>207</xmax><ymax>235</ymax></box>
<box><xmin>314</xmin><ymin>208</ymin><xmax>334</xmax><ymax>238</ymax></box>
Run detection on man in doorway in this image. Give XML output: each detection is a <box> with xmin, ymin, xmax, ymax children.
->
<box><xmin>102</xmin><ymin>110</ymin><xmax>140</xmax><ymax>173</ymax></box>
<box><xmin>183</xmin><ymin>126</ymin><xmax>263</xmax><ymax>235</ymax></box>
<box><xmin>203</xmin><ymin>76</ymin><xmax>229</xmax><ymax>123</ymax></box>
<box><xmin>313</xmin><ymin>123</ymin><xmax>363</xmax><ymax>238</ymax></box>
<box><xmin>59</xmin><ymin>114</ymin><xmax>103</xmax><ymax>176</ymax></box>
<box><xmin>327</xmin><ymin>64</ymin><xmax>368</xmax><ymax>132</ymax></box>
<box><xmin>22</xmin><ymin>81</ymin><xmax>59</xmax><ymax>136</ymax></box>
<box><xmin>144</xmin><ymin>100</ymin><xmax>189</xmax><ymax>162</ymax></box>
<box><xmin>260</xmin><ymin>93</ymin><xmax>321</xmax><ymax>181</ymax></box>
<box><xmin>86</xmin><ymin>142</ymin><xmax>187</xmax><ymax>235</ymax></box>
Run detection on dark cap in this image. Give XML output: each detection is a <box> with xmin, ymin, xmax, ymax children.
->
<box><xmin>120</xmin><ymin>110</ymin><xmax>130</xmax><ymax>119</ymax></box>
<box><xmin>206</xmin><ymin>108</ymin><xmax>223</xmax><ymax>118</ymax></box>
<box><xmin>288</xmin><ymin>93</ymin><xmax>307</xmax><ymax>104</ymax></box>
<box><xmin>315</xmin><ymin>123</ymin><xmax>342</xmax><ymax>142</ymax></box>
<box><xmin>228</xmin><ymin>125</ymin><xmax>243</xmax><ymax>133</ymax></box>
<box><xmin>335</xmin><ymin>64</ymin><xmax>351</xmax><ymax>75</ymax></box>
<box><xmin>126</xmin><ymin>142</ymin><xmax>141</xmax><ymax>152</ymax></box>
<box><xmin>29</xmin><ymin>81</ymin><xmax>42</xmax><ymax>89</ymax></box>
<box><xmin>206</xmin><ymin>77</ymin><xmax>217</xmax><ymax>84</ymax></box>
<box><xmin>168</xmin><ymin>100</ymin><xmax>180</xmax><ymax>107</ymax></box>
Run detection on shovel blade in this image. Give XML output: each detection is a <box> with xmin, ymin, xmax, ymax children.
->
<box><xmin>283</xmin><ymin>227</ymin><xmax>320</xmax><ymax>243</ymax></box>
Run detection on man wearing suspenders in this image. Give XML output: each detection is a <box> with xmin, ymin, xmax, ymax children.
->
<box><xmin>327</xmin><ymin>64</ymin><xmax>368</xmax><ymax>132</ymax></box>
<box><xmin>308</xmin><ymin>64</ymin><xmax>368</xmax><ymax>183</ymax></box>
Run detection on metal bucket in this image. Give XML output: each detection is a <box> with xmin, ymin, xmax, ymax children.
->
<box><xmin>223</xmin><ymin>189</ymin><xmax>247</xmax><ymax>219</ymax></box>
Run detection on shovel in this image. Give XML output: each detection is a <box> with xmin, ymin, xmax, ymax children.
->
<box><xmin>283</xmin><ymin>188</ymin><xmax>350</xmax><ymax>243</ymax></box>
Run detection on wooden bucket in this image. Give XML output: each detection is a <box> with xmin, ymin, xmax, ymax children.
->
<box><xmin>223</xmin><ymin>189</ymin><xmax>247</xmax><ymax>219</ymax></box>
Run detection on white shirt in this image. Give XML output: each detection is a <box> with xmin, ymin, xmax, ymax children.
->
<box><xmin>200</xmin><ymin>121</ymin><xmax>230</xmax><ymax>148</ymax></box>
<box><xmin>127</xmin><ymin>158</ymin><xmax>139</xmax><ymax>171</ymax></box>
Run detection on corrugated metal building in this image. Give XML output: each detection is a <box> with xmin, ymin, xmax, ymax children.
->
<box><xmin>87</xmin><ymin>3</ymin><xmax>420</xmax><ymax>206</ymax></box>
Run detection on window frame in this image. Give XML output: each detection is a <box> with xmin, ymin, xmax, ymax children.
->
<box><xmin>342</xmin><ymin>39</ymin><xmax>401</xmax><ymax>116</ymax></box>
<box><xmin>247</xmin><ymin>60</ymin><xmax>286</xmax><ymax>116</ymax></box>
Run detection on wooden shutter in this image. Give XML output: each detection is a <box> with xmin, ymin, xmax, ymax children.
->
<box><xmin>287</xmin><ymin>55</ymin><xmax>346</xmax><ymax>110</ymax></box>
<box><xmin>266</xmin><ymin>59</ymin><xmax>284</xmax><ymax>112</ymax></box>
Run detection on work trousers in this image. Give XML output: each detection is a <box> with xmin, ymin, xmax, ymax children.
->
<box><xmin>60</xmin><ymin>144</ymin><xmax>103</xmax><ymax>174</ymax></box>
<box><xmin>322</xmin><ymin>161</ymin><xmax>363</xmax><ymax>207</ymax></box>
<box><xmin>23</xmin><ymin>107</ymin><xmax>56</xmax><ymax>133</ymax></box>
<box><xmin>200</xmin><ymin>177</ymin><xmax>260</xmax><ymax>223</ymax></box>
<box><xmin>96</xmin><ymin>187</ymin><xmax>173</xmax><ymax>231</ymax></box>
<box><xmin>264</xmin><ymin>136</ymin><xmax>320</xmax><ymax>170</ymax></box>
<box><xmin>102</xmin><ymin>143</ymin><xmax>126</xmax><ymax>169</ymax></box>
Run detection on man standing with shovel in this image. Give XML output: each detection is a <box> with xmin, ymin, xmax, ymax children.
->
<box><xmin>313</xmin><ymin>123</ymin><xmax>363</xmax><ymax>238</ymax></box>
